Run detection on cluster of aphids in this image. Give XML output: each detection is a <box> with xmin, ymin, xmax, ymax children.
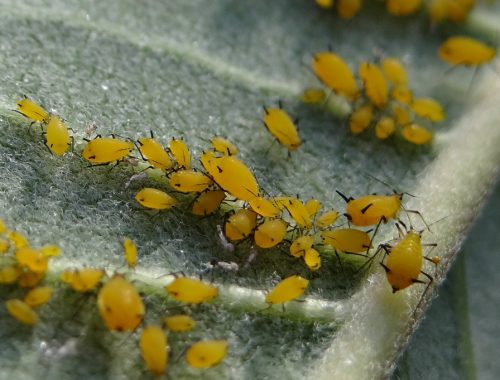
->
<box><xmin>314</xmin><ymin>0</ymin><xmax>475</xmax><ymax>24</ymax></box>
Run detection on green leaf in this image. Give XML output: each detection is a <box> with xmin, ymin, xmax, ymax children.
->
<box><xmin>0</xmin><ymin>1</ymin><xmax>499</xmax><ymax>379</ymax></box>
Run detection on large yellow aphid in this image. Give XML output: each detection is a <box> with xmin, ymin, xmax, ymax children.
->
<box><xmin>123</xmin><ymin>238</ymin><xmax>137</xmax><ymax>269</ymax></box>
<box><xmin>5</xmin><ymin>299</ymin><xmax>39</xmax><ymax>325</ymax></box>
<box><xmin>135</xmin><ymin>188</ymin><xmax>176</xmax><ymax>210</ymax></box>
<box><xmin>321</xmin><ymin>229</ymin><xmax>371</xmax><ymax>254</ymax></box>
<box><xmin>438</xmin><ymin>36</ymin><xmax>496</xmax><ymax>66</ymax></box>
<box><xmin>262</xmin><ymin>106</ymin><xmax>302</xmax><ymax>152</ymax></box>
<box><xmin>265</xmin><ymin>275</ymin><xmax>309</xmax><ymax>305</ymax></box>
<box><xmin>81</xmin><ymin>137</ymin><xmax>134</xmax><ymax>165</ymax></box>
<box><xmin>16</xmin><ymin>98</ymin><xmax>50</xmax><ymax>124</ymax></box>
<box><xmin>401</xmin><ymin>124</ymin><xmax>433</xmax><ymax>145</ymax></box>
<box><xmin>248</xmin><ymin>196</ymin><xmax>280</xmax><ymax>218</ymax></box>
<box><xmin>24</xmin><ymin>286</ymin><xmax>52</xmax><ymax>308</ymax></box>
<box><xmin>349</xmin><ymin>104</ymin><xmax>373</xmax><ymax>134</ymax></box>
<box><xmin>211</xmin><ymin>137</ymin><xmax>238</xmax><ymax>156</ymax></box>
<box><xmin>312</xmin><ymin>52</ymin><xmax>358</xmax><ymax>100</ymax></box>
<box><xmin>45</xmin><ymin>116</ymin><xmax>71</xmax><ymax>156</ymax></box>
<box><xmin>165</xmin><ymin>277</ymin><xmax>218</xmax><ymax>304</ymax></box>
<box><xmin>337</xmin><ymin>0</ymin><xmax>363</xmax><ymax>20</ymax></box>
<box><xmin>97</xmin><ymin>275</ymin><xmax>145</xmax><ymax>332</ymax></box>
<box><xmin>192</xmin><ymin>190</ymin><xmax>225</xmax><ymax>216</ymax></box>
<box><xmin>169</xmin><ymin>137</ymin><xmax>191</xmax><ymax>170</ymax></box>
<box><xmin>375</xmin><ymin>116</ymin><xmax>396</xmax><ymax>140</ymax></box>
<box><xmin>381</xmin><ymin>57</ymin><xmax>408</xmax><ymax>86</ymax></box>
<box><xmin>411</xmin><ymin>98</ymin><xmax>445</xmax><ymax>122</ymax></box>
<box><xmin>225</xmin><ymin>209</ymin><xmax>258</xmax><ymax>241</ymax></box>
<box><xmin>137</xmin><ymin>132</ymin><xmax>173</xmax><ymax>171</ymax></box>
<box><xmin>169</xmin><ymin>170</ymin><xmax>213</xmax><ymax>193</ymax></box>
<box><xmin>359</xmin><ymin>62</ymin><xmax>388</xmax><ymax>108</ymax></box>
<box><xmin>61</xmin><ymin>268</ymin><xmax>104</xmax><ymax>292</ymax></box>
<box><xmin>140</xmin><ymin>325</ymin><xmax>168</xmax><ymax>376</ymax></box>
<box><xmin>186</xmin><ymin>340</ymin><xmax>228</xmax><ymax>369</ymax></box>
<box><xmin>386</xmin><ymin>0</ymin><xmax>423</xmax><ymax>16</ymax></box>
<box><xmin>337</xmin><ymin>191</ymin><xmax>402</xmax><ymax>226</ymax></box>
<box><xmin>254</xmin><ymin>219</ymin><xmax>288</xmax><ymax>249</ymax></box>
<box><xmin>164</xmin><ymin>314</ymin><xmax>196</xmax><ymax>332</ymax></box>
<box><xmin>15</xmin><ymin>247</ymin><xmax>48</xmax><ymax>273</ymax></box>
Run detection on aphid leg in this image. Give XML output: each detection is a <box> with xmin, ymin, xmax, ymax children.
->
<box><xmin>334</xmin><ymin>249</ymin><xmax>344</xmax><ymax>271</ymax></box>
<box><xmin>412</xmin><ymin>270</ymin><xmax>434</xmax><ymax>319</ymax></box>
<box><xmin>367</xmin><ymin>217</ymin><xmax>386</xmax><ymax>255</ymax></box>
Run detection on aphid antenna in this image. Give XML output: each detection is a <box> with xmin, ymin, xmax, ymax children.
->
<box><xmin>401</xmin><ymin>205</ymin><xmax>430</xmax><ymax>232</ymax></box>
<box><xmin>335</xmin><ymin>190</ymin><xmax>352</xmax><ymax>203</ymax></box>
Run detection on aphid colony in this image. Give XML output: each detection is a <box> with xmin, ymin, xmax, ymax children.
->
<box><xmin>314</xmin><ymin>0</ymin><xmax>477</xmax><ymax>24</ymax></box>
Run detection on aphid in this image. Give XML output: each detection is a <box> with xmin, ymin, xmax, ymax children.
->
<box><xmin>0</xmin><ymin>265</ymin><xmax>21</xmax><ymax>284</ymax></box>
<box><xmin>40</xmin><ymin>245</ymin><xmax>62</xmax><ymax>257</ymax></box>
<box><xmin>0</xmin><ymin>237</ymin><xmax>9</xmax><ymax>254</ymax></box>
<box><xmin>300</xmin><ymin>88</ymin><xmax>326</xmax><ymax>104</ymax></box>
<box><xmin>45</xmin><ymin>116</ymin><xmax>71</xmax><ymax>156</ymax></box>
<box><xmin>169</xmin><ymin>170</ymin><xmax>213</xmax><ymax>193</ymax></box>
<box><xmin>81</xmin><ymin>137</ymin><xmax>134</xmax><ymax>165</ymax></box>
<box><xmin>137</xmin><ymin>132</ymin><xmax>173</xmax><ymax>171</ymax></box>
<box><xmin>16</xmin><ymin>97</ymin><xmax>49</xmax><ymax>124</ymax></box>
<box><xmin>5</xmin><ymin>299</ymin><xmax>39</xmax><ymax>325</ymax></box>
<box><xmin>349</xmin><ymin>104</ymin><xmax>373</xmax><ymax>134</ymax></box>
<box><xmin>211</xmin><ymin>137</ymin><xmax>238</xmax><ymax>156</ymax></box>
<box><xmin>24</xmin><ymin>286</ymin><xmax>52</xmax><ymax>308</ymax></box>
<box><xmin>203</xmin><ymin>156</ymin><xmax>259</xmax><ymax>201</ymax></box>
<box><xmin>262</xmin><ymin>106</ymin><xmax>302</xmax><ymax>152</ymax></box>
<box><xmin>265</xmin><ymin>275</ymin><xmax>309</xmax><ymax>305</ymax></box>
<box><xmin>315</xmin><ymin>0</ymin><xmax>334</xmax><ymax>9</ymax></box>
<box><xmin>401</xmin><ymin>124</ymin><xmax>433</xmax><ymax>145</ymax></box>
<box><xmin>305</xmin><ymin>199</ymin><xmax>322</xmax><ymax>218</ymax></box>
<box><xmin>381</xmin><ymin>57</ymin><xmax>408</xmax><ymax>86</ymax></box>
<box><xmin>315</xmin><ymin>210</ymin><xmax>340</xmax><ymax>229</ymax></box>
<box><xmin>289</xmin><ymin>235</ymin><xmax>315</xmax><ymax>257</ymax></box>
<box><xmin>438</xmin><ymin>36</ymin><xmax>496</xmax><ymax>66</ymax></box>
<box><xmin>135</xmin><ymin>188</ymin><xmax>177</xmax><ymax>210</ymax></box>
<box><xmin>392</xmin><ymin>104</ymin><xmax>411</xmax><ymax>126</ymax></box>
<box><xmin>6</xmin><ymin>230</ymin><xmax>29</xmax><ymax>249</ymax></box>
<box><xmin>97</xmin><ymin>275</ymin><xmax>145</xmax><ymax>332</ymax></box>
<box><xmin>18</xmin><ymin>271</ymin><xmax>44</xmax><ymax>288</ymax></box>
<box><xmin>186</xmin><ymin>340</ymin><xmax>228</xmax><ymax>369</ymax></box>
<box><xmin>123</xmin><ymin>238</ymin><xmax>137</xmax><ymax>269</ymax></box>
<box><xmin>165</xmin><ymin>277</ymin><xmax>218</xmax><ymax>304</ymax></box>
<box><xmin>391</xmin><ymin>85</ymin><xmax>413</xmax><ymax>104</ymax></box>
<box><xmin>164</xmin><ymin>314</ymin><xmax>196</xmax><ymax>332</ymax></box>
<box><xmin>446</xmin><ymin>0</ymin><xmax>475</xmax><ymax>22</ymax></box>
<box><xmin>15</xmin><ymin>247</ymin><xmax>48</xmax><ymax>273</ymax></box>
<box><xmin>0</xmin><ymin>218</ymin><xmax>6</xmax><ymax>234</ymax></box>
<box><xmin>169</xmin><ymin>138</ymin><xmax>191</xmax><ymax>170</ymax></box>
<box><xmin>359</xmin><ymin>62</ymin><xmax>388</xmax><ymax>108</ymax></box>
<box><xmin>192</xmin><ymin>190</ymin><xmax>226</xmax><ymax>216</ymax></box>
<box><xmin>386</xmin><ymin>0</ymin><xmax>423</xmax><ymax>16</ymax></box>
<box><xmin>248</xmin><ymin>196</ymin><xmax>280</xmax><ymax>218</ymax></box>
<box><xmin>281</xmin><ymin>198</ymin><xmax>313</xmax><ymax>229</ymax></box>
<box><xmin>411</xmin><ymin>98</ymin><xmax>445</xmax><ymax>122</ymax></box>
<box><xmin>337</xmin><ymin>0</ymin><xmax>363</xmax><ymax>20</ymax></box>
<box><xmin>217</xmin><ymin>225</ymin><xmax>235</xmax><ymax>252</ymax></box>
<box><xmin>312</xmin><ymin>52</ymin><xmax>358</xmax><ymax>99</ymax></box>
<box><xmin>224</xmin><ymin>209</ymin><xmax>258</xmax><ymax>241</ymax></box>
<box><xmin>304</xmin><ymin>248</ymin><xmax>321</xmax><ymax>271</ymax></box>
<box><xmin>61</xmin><ymin>268</ymin><xmax>104</xmax><ymax>292</ymax></box>
<box><xmin>428</xmin><ymin>0</ymin><xmax>450</xmax><ymax>24</ymax></box>
<box><xmin>375</xmin><ymin>116</ymin><xmax>396</xmax><ymax>140</ymax></box>
<box><xmin>254</xmin><ymin>219</ymin><xmax>288</xmax><ymax>249</ymax></box>
<box><xmin>321</xmin><ymin>229</ymin><xmax>371</xmax><ymax>254</ymax></box>
<box><xmin>140</xmin><ymin>325</ymin><xmax>168</xmax><ymax>376</ymax></box>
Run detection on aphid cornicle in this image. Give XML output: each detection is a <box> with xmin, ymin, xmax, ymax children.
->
<box><xmin>135</xmin><ymin>188</ymin><xmax>177</xmax><ymax>210</ymax></box>
<box><xmin>137</xmin><ymin>131</ymin><xmax>173</xmax><ymax>171</ymax></box>
<box><xmin>165</xmin><ymin>277</ymin><xmax>218</xmax><ymax>304</ymax></box>
<box><xmin>81</xmin><ymin>136</ymin><xmax>134</xmax><ymax>165</ymax></box>
<box><xmin>262</xmin><ymin>106</ymin><xmax>302</xmax><ymax>152</ymax></box>
<box><xmin>438</xmin><ymin>36</ymin><xmax>496</xmax><ymax>66</ymax></box>
<box><xmin>45</xmin><ymin>116</ymin><xmax>71</xmax><ymax>156</ymax></box>
<box><xmin>186</xmin><ymin>340</ymin><xmax>228</xmax><ymax>369</ymax></box>
<box><xmin>16</xmin><ymin>97</ymin><xmax>50</xmax><ymax>124</ymax></box>
<box><xmin>312</xmin><ymin>52</ymin><xmax>358</xmax><ymax>100</ymax></box>
<box><xmin>140</xmin><ymin>325</ymin><xmax>168</xmax><ymax>376</ymax></box>
<box><xmin>265</xmin><ymin>275</ymin><xmax>309</xmax><ymax>305</ymax></box>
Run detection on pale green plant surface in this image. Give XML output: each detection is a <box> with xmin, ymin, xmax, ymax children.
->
<box><xmin>0</xmin><ymin>1</ymin><xmax>499</xmax><ymax>379</ymax></box>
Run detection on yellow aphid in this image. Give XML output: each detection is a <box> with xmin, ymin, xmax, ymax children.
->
<box><xmin>18</xmin><ymin>271</ymin><xmax>44</xmax><ymax>288</ymax></box>
<box><xmin>349</xmin><ymin>104</ymin><xmax>373</xmax><ymax>134</ymax></box>
<box><xmin>411</xmin><ymin>98</ymin><xmax>445</xmax><ymax>122</ymax></box>
<box><xmin>140</xmin><ymin>325</ymin><xmax>168</xmax><ymax>376</ymax></box>
<box><xmin>289</xmin><ymin>235</ymin><xmax>314</xmax><ymax>258</ymax></box>
<box><xmin>446</xmin><ymin>0</ymin><xmax>475</xmax><ymax>23</ymax></box>
<box><xmin>254</xmin><ymin>219</ymin><xmax>288</xmax><ymax>249</ymax></box>
<box><xmin>0</xmin><ymin>218</ymin><xmax>6</xmax><ymax>234</ymax></box>
<box><xmin>341</xmin><ymin>192</ymin><xmax>403</xmax><ymax>226</ymax></box>
<box><xmin>40</xmin><ymin>245</ymin><xmax>61</xmax><ymax>257</ymax></box>
<box><xmin>211</xmin><ymin>137</ymin><xmax>238</xmax><ymax>156</ymax></box>
<box><xmin>186</xmin><ymin>340</ymin><xmax>228</xmax><ymax>369</ymax></box>
<box><xmin>135</xmin><ymin>188</ymin><xmax>176</xmax><ymax>210</ymax></box>
<box><xmin>225</xmin><ymin>209</ymin><xmax>258</xmax><ymax>241</ymax></box>
<box><xmin>248</xmin><ymin>196</ymin><xmax>280</xmax><ymax>218</ymax></box>
<box><xmin>337</xmin><ymin>0</ymin><xmax>363</xmax><ymax>19</ymax></box>
<box><xmin>391</xmin><ymin>85</ymin><xmax>413</xmax><ymax>104</ymax></box>
<box><xmin>301</xmin><ymin>88</ymin><xmax>326</xmax><ymax>104</ymax></box>
<box><xmin>315</xmin><ymin>210</ymin><xmax>340</xmax><ymax>229</ymax></box>
<box><xmin>305</xmin><ymin>199</ymin><xmax>322</xmax><ymax>218</ymax></box>
<box><xmin>137</xmin><ymin>133</ymin><xmax>173</xmax><ymax>171</ymax></box>
<box><xmin>304</xmin><ymin>248</ymin><xmax>321</xmax><ymax>271</ymax></box>
<box><xmin>386</xmin><ymin>0</ymin><xmax>423</xmax><ymax>16</ymax></box>
<box><xmin>81</xmin><ymin>137</ymin><xmax>134</xmax><ymax>165</ymax></box>
<box><xmin>315</xmin><ymin>0</ymin><xmax>334</xmax><ymax>9</ymax></box>
<box><xmin>24</xmin><ymin>286</ymin><xmax>52</xmax><ymax>308</ymax></box>
<box><xmin>0</xmin><ymin>265</ymin><xmax>21</xmax><ymax>284</ymax></box>
<box><xmin>322</xmin><ymin>229</ymin><xmax>371</xmax><ymax>254</ymax></box>
<box><xmin>16</xmin><ymin>98</ymin><xmax>49</xmax><ymax>123</ymax></box>
<box><xmin>0</xmin><ymin>237</ymin><xmax>9</xmax><ymax>254</ymax></box>
<box><xmin>192</xmin><ymin>190</ymin><xmax>226</xmax><ymax>216</ymax></box>
<box><xmin>381</xmin><ymin>57</ymin><xmax>408</xmax><ymax>86</ymax></box>
<box><xmin>359</xmin><ymin>62</ymin><xmax>388</xmax><ymax>108</ymax></box>
<box><xmin>123</xmin><ymin>238</ymin><xmax>137</xmax><ymax>269</ymax></box>
<box><xmin>169</xmin><ymin>138</ymin><xmax>191</xmax><ymax>170</ymax></box>
<box><xmin>165</xmin><ymin>277</ymin><xmax>218</xmax><ymax>304</ymax></box>
<box><xmin>164</xmin><ymin>314</ymin><xmax>196</xmax><ymax>332</ymax></box>
<box><xmin>169</xmin><ymin>170</ymin><xmax>213</xmax><ymax>193</ymax></box>
<box><xmin>375</xmin><ymin>116</ymin><xmax>396</xmax><ymax>140</ymax></box>
<box><xmin>61</xmin><ymin>268</ymin><xmax>104</xmax><ymax>292</ymax></box>
<box><xmin>5</xmin><ymin>299</ymin><xmax>39</xmax><ymax>325</ymax></box>
<box><xmin>45</xmin><ymin>116</ymin><xmax>71</xmax><ymax>156</ymax></box>
<box><xmin>15</xmin><ymin>247</ymin><xmax>48</xmax><ymax>273</ymax></box>
<box><xmin>281</xmin><ymin>198</ymin><xmax>312</xmax><ymax>229</ymax></box>
<box><xmin>263</xmin><ymin>106</ymin><xmax>302</xmax><ymax>152</ymax></box>
<box><xmin>428</xmin><ymin>0</ymin><xmax>450</xmax><ymax>24</ymax></box>
<box><xmin>438</xmin><ymin>36</ymin><xmax>496</xmax><ymax>66</ymax></box>
<box><xmin>401</xmin><ymin>124</ymin><xmax>433</xmax><ymax>145</ymax></box>
<box><xmin>7</xmin><ymin>230</ymin><xmax>29</xmax><ymax>249</ymax></box>
<box><xmin>265</xmin><ymin>275</ymin><xmax>309</xmax><ymax>305</ymax></box>
<box><xmin>97</xmin><ymin>275</ymin><xmax>145</xmax><ymax>332</ymax></box>
<box><xmin>312</xmin><ymin>52</ymin><xmax>358</xmax><ymax>100</ymax></box>
<box><xmin>199</xmin><ymin>150</ymin><xmax>218</xmax><ymax>174</ymax></box>
<box><xmin>392</xmin><ymin>104</ymin><xmax>411</xmax><ymax>126</ymax></box>
<box><xmin>203</xmin><ymin>156</ymin><xmax>259</xmax><ymax>201</ymax></box>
